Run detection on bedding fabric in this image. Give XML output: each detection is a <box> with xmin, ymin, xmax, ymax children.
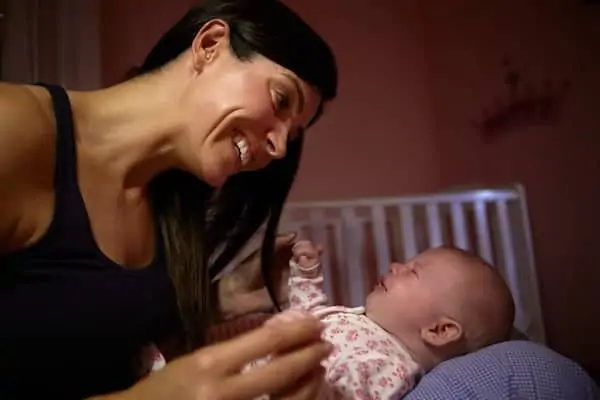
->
<box><xmin>403</xmin><ymin>340</ymin><xmax>599</xmax><ymax>399</ymax></box>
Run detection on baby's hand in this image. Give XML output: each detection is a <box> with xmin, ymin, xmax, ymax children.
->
<box><xmin>292</xmin><ymin>240</ymin><xmax>322</xmax><ymax>272</ymax></box>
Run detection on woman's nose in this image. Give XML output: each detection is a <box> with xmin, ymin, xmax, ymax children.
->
<box><xmin>265</xmin><ymin>128</ymin><xmax>288</xmax><ymax>159</ymax></box>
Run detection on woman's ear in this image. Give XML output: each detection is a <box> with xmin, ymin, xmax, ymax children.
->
<box><xmin>420</xmin><ymin>316</ymin><xmax>463</xmax><ymax>347</ymax></box>
<box><xmin>191</xmin><ymin>19</ymin><xmax>231</xmax><ymax>72</ymax></box>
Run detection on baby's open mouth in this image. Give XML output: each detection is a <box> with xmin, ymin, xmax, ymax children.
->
<box><xmin>378</xmin><ymin>277</ymin><xmax>387</xmax><ymax>291</ymax></box>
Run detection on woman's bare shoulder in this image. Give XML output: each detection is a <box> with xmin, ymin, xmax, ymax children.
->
<box><xmin>0</xmin><ymin>82</ymin><xmax>56</xmax><ymax>253</ymax></box>
<box><xmin>0</xmin><ymin>82</ymin><xmax>55</xmax><ymax>182</ymax></box>
<box><xmin>0</xmin><ymin>82</ymin><xmax>53</xmax><ymax>127</ymax></box>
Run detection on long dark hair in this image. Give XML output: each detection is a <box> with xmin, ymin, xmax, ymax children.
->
<box><xmin>138</xmin><ymin>0</ymin><xmax>338</xmax><ymax>350</ymax></box>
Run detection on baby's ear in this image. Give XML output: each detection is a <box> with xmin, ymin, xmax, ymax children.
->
<box><xmin>420</xmin><ymin>316</ymin><xmax>463</xmax><ymax>347</ymax></box>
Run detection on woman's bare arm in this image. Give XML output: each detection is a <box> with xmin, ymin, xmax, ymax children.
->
<box><xmin>0</xmin><ymin>83</ymin><xmax>55</xmax><ymax>255</ymax></box>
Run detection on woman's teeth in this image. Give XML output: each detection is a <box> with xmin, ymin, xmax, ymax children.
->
<box><xmin>234</xmin><ymin>136</ymin><xmax>250</xmax><ymax>166</ymax></box>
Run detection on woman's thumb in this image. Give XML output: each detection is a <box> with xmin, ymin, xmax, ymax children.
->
<box><xmin>276</xmin><ymin>232</ymin><xmax>297</xmax><ymax>247</ymax></box>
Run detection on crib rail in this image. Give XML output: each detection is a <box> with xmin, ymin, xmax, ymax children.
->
<box><xmin>279</xmin><ymin>184</ymin><xmax>546</xmax><ymax>344</ymax></box>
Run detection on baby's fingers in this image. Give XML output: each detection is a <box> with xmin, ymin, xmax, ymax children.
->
<box><xmin>292</xmin><ymin>241</ymin><xmax>319</xmax><ymax>257</ymax></box>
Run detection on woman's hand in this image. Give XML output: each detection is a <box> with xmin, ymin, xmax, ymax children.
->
<box><xmin>117</xmin><ymin>313</ymin><xmax>331</xmax><ymax>400</ymax></box>
<box><xmin>218</xmin><ymin>232</ymin><xmax>296</xmax><ymax>319</ymax></box>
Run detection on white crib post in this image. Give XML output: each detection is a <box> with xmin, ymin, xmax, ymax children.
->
<box><xmin>308</xmin><ymin>208</ymin><xmax>334</xmax><ymax>300</ymax></box>
<box><xmin>474</xmin><ymin>200</ymin><xmax>494</xmax><ymax>264</ymax></box>
<box><xmin>371</xmin><ymin>205</ymin><xmax>391</xmax><ymax>275</ymax></box>
<box><xmin>515</xmin><ymin>184</ymin><xmax>546</xmax><ymax>343</ymax></box>
<box><xmin>331</xmin><ymin>220</ymin><xmax>345</xmax><ymax>279</ymax></box>
<box><xmin>426</xmin><ymin>203</ymin><xmax>444</xmax><ymax>248</ymax></box>
<box><xmin>341</xmin><ymin>207</ymin><xmax>366</xmax><ymax>307</ymax></box>
<box><xmin>450</xmin><ymin>202</ymin><xmax>470</xmax><ymax>250</ymax></box>
<box><xmin>400</xmin><ymin>204</ymin><xmax>418</xmax><ymax>260</ymax></box>
<box><xmin>496</xmin><ymin>199</ymin><xmax>526</xmax><ymax>332</ymax></box>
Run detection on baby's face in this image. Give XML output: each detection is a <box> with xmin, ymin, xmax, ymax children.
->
<box><xmin>365</xmin><ymin>248</ymin><xmax>473</xmax><ymax>335</ymax></box>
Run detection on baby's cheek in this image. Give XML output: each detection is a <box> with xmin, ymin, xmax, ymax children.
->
<box><xmin>377</xmin><ymin>293</ymin><xmax>414</xmax><ymax>320</ymax></box>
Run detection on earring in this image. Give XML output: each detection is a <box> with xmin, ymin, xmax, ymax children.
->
<box><xmin>205</xmin><ymin>51</ymin><xmax>212</xmax><ymax>61</ymax></box>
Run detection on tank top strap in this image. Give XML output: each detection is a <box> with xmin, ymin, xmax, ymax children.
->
<box><xmin>36</xmin><ymin>83</ymin><xmax>78</xmax><ymax>191</ymax></box>
<box><xmin>30</xmin><ymin>82</ymin><xmax>97</xmax><ymax>252</ymax></box>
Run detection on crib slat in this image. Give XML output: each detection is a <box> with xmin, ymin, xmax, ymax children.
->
<box><xmin>400</xmin><ymin>205</ymin><xmax>418</xmax><ymax>259</ymax></box>
<box><xmin>341</xmin><ymin>207</ymin><xmax>365</xmax><ymax>306</ymax></box>
<box><xmin>308</xmin><ymin>209</ymin><xmax>334</xmax><ymax>299</ymax></box>
<box><xmin>371</xmin><ymin>205</ymin><xmax>391</xmax><ymax>274</ymax></box>
<box><xmin>474</xmin><ymin>200</ymin><xmax>493</xmax><ymax>263</ymax></box>
<box><xmin>515</xmin><ymin>185</ymin><xmax>546</xmax><ymax>343</ymax></box>
<box><xmin>496</xmin><ymin>200</ymin><xmax>524</xmax><ymax>328</ymax></box>
<box><xmin>332</xmin><ymin>220</ymin><xmax>344</xmax><ymax>275</ymax></box>
<box><xmin>326</xmin><ymin>219</ymin><xmax>346</xmax><ymax>307</ymax></box>
<box><xmin>426</xmin><ymin>203</ymin><xmax>444</xmax><ymax>248</ymax></box>
<box><xmin>450</xmin><ymin>202</ymin><xmax>469</xmax><ymax>250</ymax></box>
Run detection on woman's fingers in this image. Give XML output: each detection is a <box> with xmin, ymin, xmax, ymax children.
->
<box><xmin>192</xmin><ymin>314</ymin><xmax>325</xmax><ymax>375</ymax></box>
<box><xmin>275</xmin><ymin>232</ymin><xmax>297</xmax><ymax>248</ymax></box>
<box><xmin>220</xmin><ymin>341</ymin><xmax>331</xmax><ymax>400</ymax></box>
<box><xmin>273</xmin><ymin>366</ymin><xmax>328</xmax><ymax>400</ymax></box>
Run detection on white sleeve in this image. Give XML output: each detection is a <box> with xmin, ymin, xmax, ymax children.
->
<box><xmin>287</xmin><ymin>260</ymin><xmax>329</xmax><ymax>312</ymax></box>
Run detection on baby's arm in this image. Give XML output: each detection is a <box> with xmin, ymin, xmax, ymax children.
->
<box><xmin>288</xmin><ymin>240</ymin><xmax>329</xmax><ymax>312</ymax></box>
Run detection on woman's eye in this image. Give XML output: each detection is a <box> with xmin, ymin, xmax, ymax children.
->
<box><xmin>274</xmin><ymin>90</ymin><xmax>291</xmax><ymax>111</ymax></box>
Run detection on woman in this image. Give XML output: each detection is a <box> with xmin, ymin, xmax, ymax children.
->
<box><xmin>0</xmin><ymin>0</ymin><xmax>337</xmax><ymax>398</ymax></box>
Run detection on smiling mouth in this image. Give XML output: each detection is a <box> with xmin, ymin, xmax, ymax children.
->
<box><xmin>377</xmin><ymin>277</ymin><xmax>387</xmax><ymax>291</ymax></box>
<box><xmin>233</xmin><ymin>133</ymin><xmax>250</xmax><ymax>167</ymax></box>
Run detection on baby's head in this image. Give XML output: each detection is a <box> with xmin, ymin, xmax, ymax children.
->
<box><xmin>365</xmin><ymin>246</ymin><xmax>514</xmax><ymax>368</ymax></box>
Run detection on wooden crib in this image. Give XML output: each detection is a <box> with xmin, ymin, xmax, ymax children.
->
<box><xmin>278</xmin><ymin>184</ymin><xmax>545</xmax><ymax>344</ymax></box>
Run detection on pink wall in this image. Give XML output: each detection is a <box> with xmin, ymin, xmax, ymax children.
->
<box><xmin>101</xmin><ymin>0</ymin><xmax>600</xmax><ymax>376</ymax></box>
<box><xmin>421</xmin><ymin>0</ymin><xmax>600</xmax><ymax>375</ymax></box>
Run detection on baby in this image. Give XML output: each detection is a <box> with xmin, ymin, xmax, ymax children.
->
<box><xmin>247</xmin><ymin>240</ymin><xmax>515</xmax><ymax>399</ymax></box>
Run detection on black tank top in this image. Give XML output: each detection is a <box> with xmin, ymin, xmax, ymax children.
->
<box><xmin>0</xmin><ymin>84</ymin><xmax>179</xmax><ymax>398</ymax></box>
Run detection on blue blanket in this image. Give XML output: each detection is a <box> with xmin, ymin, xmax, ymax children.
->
<box><xmin>404</xmin><ymin>340</ymin><xmax>599</xmax><ymax>399</ymax></box>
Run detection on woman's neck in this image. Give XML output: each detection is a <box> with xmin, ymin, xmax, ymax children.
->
<box><xmin>69</xmin><ymin>72</ymin><xmax>187</xmax><ymax>190</ymax></box>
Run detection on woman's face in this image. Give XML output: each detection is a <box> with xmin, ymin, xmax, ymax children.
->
<box><xmin>178</xmin><ymin>20</ymin><xmax>322</xmax><ymax>187</ymax></box>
